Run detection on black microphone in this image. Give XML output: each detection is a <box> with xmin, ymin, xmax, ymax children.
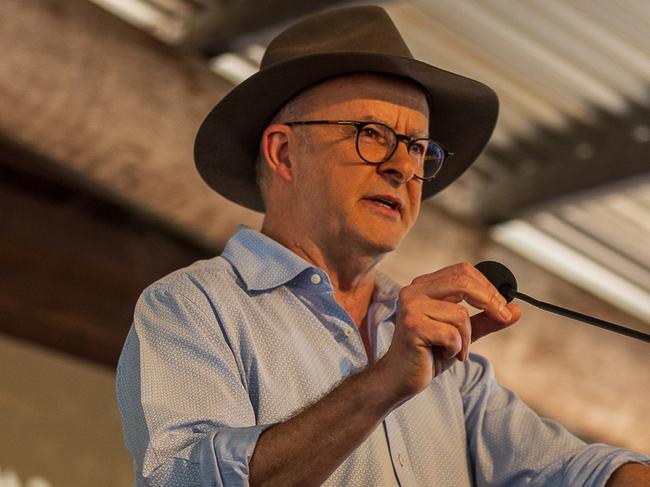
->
<box><xmin>475</xmin><ymin>261</ymin><xmax>650</xmax><ymax>343</ymax></box>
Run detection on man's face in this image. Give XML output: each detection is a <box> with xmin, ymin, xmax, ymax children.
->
<box><xmin>278</xmin><ymin>74</ymin><xmax>429</xmax><ymax>256</ymax></box>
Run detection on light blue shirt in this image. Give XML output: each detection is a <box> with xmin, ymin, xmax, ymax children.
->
<box><xmin>116</xmin><ymin>226</ymin><xmax>649</xmax><ymax>486</ymax></box>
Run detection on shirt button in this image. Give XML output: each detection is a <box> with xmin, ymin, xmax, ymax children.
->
<box><xmin>343</xmin><ymin>325</ymin><xmax>354</xmax><ymax>337</ymax></box>
<box><xmin>398</xmin><ymin>453</ymin><xmax>406</xmax><ymax>467</ymax></box>
<box><xmin>310</xmin><ymin>273</ymin><xmax>322</xmax><ymax>285</ymax></box>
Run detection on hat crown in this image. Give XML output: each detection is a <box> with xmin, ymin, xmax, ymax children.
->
<box><xmin>261</xmin><ymin>6</ymin><xmax>413</xmax><ymax>68</ymax></box>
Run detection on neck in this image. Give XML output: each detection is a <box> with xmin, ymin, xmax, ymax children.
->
<box><xmin>261</xmin><ymin>220</ymin><xmax>381</xmax><ymax>326</ymax></box>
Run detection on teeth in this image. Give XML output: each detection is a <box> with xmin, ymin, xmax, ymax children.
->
<box><xmin>373</xmin><ymin>199</ymin><xmax>396</xmax><ymax>209</ymax></box>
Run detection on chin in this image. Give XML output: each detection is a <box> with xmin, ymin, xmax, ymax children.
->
<box><xmin>344</xmin><ymin>213</ymin><xmax>410</xmax><ymax>254</ymax></box>
<box><xmin>359</xmin><ymin>231</ymin><xmax>404</xmax><ymax>255</ymax></box>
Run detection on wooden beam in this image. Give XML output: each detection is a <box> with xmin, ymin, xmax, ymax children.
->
<box><xmin>0</xmin><ymin>137</ymin><xmax>213</xmax><ymax>367</ymax></box>
<box><xmin>0</xmin><ymin>0</ymin><xmax>262</xmax><ymax>248</ymax></box>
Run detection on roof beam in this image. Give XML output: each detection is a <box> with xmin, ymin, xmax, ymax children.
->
<box><xmin>0</xmin><ymin>0</ymin><xmax>262</xmax><ymax>248</ymax></box>
<box><xmin>0</xmin><ymin>138</ymin><xmax>213</xmax><ymax>367</ymax></box>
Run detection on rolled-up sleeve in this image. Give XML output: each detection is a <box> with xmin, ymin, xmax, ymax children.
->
<box><xmin>116</xmin><ymin>283</ymin><xmax>274</xmax><ymax>486</ymax></box>
<box><xmin>455</xmin><ymin>353</ymin><xmax>650</xmax><ymax>487</ymax></box>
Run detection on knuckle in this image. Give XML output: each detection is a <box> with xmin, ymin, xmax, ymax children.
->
<box><xmin>492</xmin><ymin>288</ymin><xmax>506</xmax><ymax>305</ymax></box>
<box><xmin>398</xmin><ymin>310</ymin><xmax>419</xmax><ymax>331</ymax></box>
<box><xmin>456</xmin><ymin>274</ymin><xmax>473</xmax><ymax>292</ymax></box>
<box><xmin>443</xmin><ymin>329</ymin><xmax>462</xmax><ymax>354</ymax></box>
<box><xmin>397</xmin><ymin>293</ymin><xmax>418</xmax><ymax>313</ymax></box>
<box><xmin>484</xmin><ymin>290</ymin><xmax>502</xmax><ymax>311</ymax></box>
<box><xmin>450</xmin><ymin>263</ymin><xmax>474</xmax><ymax>286</ymax></box>
<box><xmin>453</xmin><ymin>311</ymin><xmax>470</xmax><ymax>330</ymax></box>
<box><xmin>452</xmin><ymin>332</ymin><xmax>463</xmax><ymax>352</ymax></box>
<box><xmin>399</xmin><ymin>286</ymin><xmax>414</xmax><ymax>301</ymax></box>
<box><xmin>455</xmin><ymin>306</ymin><xmax>470</xmax><ymax>321</ymax></box>
<box><xmin>443</xmin><ymin>326</ymin><xmax>459</xmax><ymax>345</ymax></box>
<box><xmin>402</xmin><ymin>319</ymin><xmax>421</xmax><ymax>336</ymax></box>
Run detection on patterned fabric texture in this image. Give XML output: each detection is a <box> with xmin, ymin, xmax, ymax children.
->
<box><xmin>116</xmin><ymin>226</ymin><xmax>649</xmax><ymax>486</ymax></box>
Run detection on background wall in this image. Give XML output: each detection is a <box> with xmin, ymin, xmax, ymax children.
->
<box><xmin>0</xmin><ymin>335</ymin><xmax>132</xmax><ymax>486</ymax></box>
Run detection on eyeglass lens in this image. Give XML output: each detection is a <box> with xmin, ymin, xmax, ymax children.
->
<box><xmin>356</xmin><ymin>123</ymin><xmax>444</xmax><ymax>179</ymax></box>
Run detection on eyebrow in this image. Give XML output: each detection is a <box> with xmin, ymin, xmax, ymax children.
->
<box><xmin>359</xmin><ymin>115</ymin><xmax>429</xmax><ymax>138</ymax></box>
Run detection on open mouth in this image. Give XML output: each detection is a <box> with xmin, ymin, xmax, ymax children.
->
<box><xmin>365</xmin><ymin>196</ymin><xmax>402</xmax><ymax>212</ymax></box>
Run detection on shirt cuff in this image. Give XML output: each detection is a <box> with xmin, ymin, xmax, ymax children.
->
<box><xmin>199</xmin><ymin>423</ymin><xmax>276</xmax><ymax>487</ymax></box>
<box><xmin>561</xmin><ymin>443</ymin><xmax>650</xmax><ymax>487</ymax></box>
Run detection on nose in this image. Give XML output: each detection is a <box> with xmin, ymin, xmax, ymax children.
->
<box><xmin>377</xmin><ymin>141</ymin><xmax>417</xmax><ymax>184</ymax></box>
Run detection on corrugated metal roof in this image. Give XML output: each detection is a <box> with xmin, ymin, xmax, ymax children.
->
<box><xmin>383</xmin><ymin>1</ymin><xmax>649</xmax><ymax>323</ymax></box>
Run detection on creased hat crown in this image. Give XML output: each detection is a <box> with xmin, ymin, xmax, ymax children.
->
<box><xmin>261</xmin><ymin>6</ymin><xmax>413</xmax><ymax>68</ymax></box>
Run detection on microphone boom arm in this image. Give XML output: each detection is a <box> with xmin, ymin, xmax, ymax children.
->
<box><xmin>502</xmin><ymin>286</ymin><xmax>650</xmax><ymax>343</ymax></box>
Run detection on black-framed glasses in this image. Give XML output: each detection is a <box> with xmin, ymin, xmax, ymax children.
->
<box><xmin>283</xmin><ymin>120</ymin><xmax>453</xmax><ymax>181</ymax></box>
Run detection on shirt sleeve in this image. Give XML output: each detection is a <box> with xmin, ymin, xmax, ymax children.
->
<box><xmin>116</xmin><ymin>283</ymin><xmax>275</xmax><ymax>486</ymax></box>
<box><xmin>453</xmin><ymin>353</ymin><xmax>650</xmax><ymax>487</ymax></box>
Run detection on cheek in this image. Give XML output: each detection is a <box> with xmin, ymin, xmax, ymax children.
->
<box><xmin>406</xmin><ymin>183</ymin><xmax>422</xmax><ymax>219</ymax></box>
<box><xmin>412</xmin><ymin>193</ymin><xmax>421</xmax><ymax>217</ymax></box>
<box><xmin>294</xmin><ymin>143</ymin><xmax>369</xmax><ymax>216</ymax></box>
<box><xmin>295</xmin><ymin>168</ymin><xmax>347</xmax><ymax>216</ymax></box>
<box><xmin>317</xmin><ymin>163</ymin><xmax>361</xmax><ymax>204</ymax></box>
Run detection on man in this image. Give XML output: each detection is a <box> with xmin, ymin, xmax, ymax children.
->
<box><xmin>116</xmin><ymin>6</ymin><xmax>650</xmax><ymax>486</ymax></box>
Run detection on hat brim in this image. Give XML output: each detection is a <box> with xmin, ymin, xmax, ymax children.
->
<box><xmin>195</xmin><ymin>52</ymin><xmax>498</xmax><ymax>212</ymax></box>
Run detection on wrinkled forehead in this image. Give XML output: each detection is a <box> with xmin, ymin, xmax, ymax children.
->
<box><xmin>277</xmin><ymin>72</ymin><xmax>430</xmax><ymax>121</ymax></box>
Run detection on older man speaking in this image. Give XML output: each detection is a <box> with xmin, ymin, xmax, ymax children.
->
<box><xmin>116</xmin><ymin>6</ymin><xmax>650</xmax><ymax>486</ymax></box>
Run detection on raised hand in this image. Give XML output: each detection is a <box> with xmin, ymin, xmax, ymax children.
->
<box><xmin>376</xmin><ymin>262</ymin><xmax>521</xmax><ymax>403</ymax></box>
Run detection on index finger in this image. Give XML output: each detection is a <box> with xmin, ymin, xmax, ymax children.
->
<box><xmin>412</xmin><ymin>263</ymin><xmax>511</xmax><ymax>322</ymax></box>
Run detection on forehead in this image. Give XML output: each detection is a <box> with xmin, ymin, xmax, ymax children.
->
<box><xmin>284</xmin><ymin>73</ymin><xmax>429</xmax><ymax>121</ymax></box>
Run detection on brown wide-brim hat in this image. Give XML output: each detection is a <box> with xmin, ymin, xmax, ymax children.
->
<box><xmin>195</xmin><ymin>5</ymin><xmax>499</xmax><ymax>212</ymax></box>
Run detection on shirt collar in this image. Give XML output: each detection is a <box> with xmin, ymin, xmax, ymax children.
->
<box><xmin>221</xmin><ymin>226</ymin><xmax>402</xmax><ymax>313</ymax></box>
<box><xmin>221</xmin><ymin>226</ymin><xmax>319</xmax><ymax>291</ymax></box>
<box><xmin>373</xmin><ymin>271</ymin><xmax>401</xmax><ymax>305</ymax></box>
<box><xmin>371</xmin><ymin>271</ymin><xmax>401</xmax><ymax>321</ymax></box>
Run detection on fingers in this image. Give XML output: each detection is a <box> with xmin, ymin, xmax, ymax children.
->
<box><xmin>409</xmin><ymin>262</ymin><xmax>511</xmax><ymax>323</ymax></box>
<box><xmin>471</xmin><ymin>303</ymin><xmax>521</xmax><ymax>343</ymax></box>
<box><xmin>442</xmin><ymin>294</ymin><xmax>464</xmax><ymax>303</ymax></box>
<box><xmin>390</xmin><ymin>262</ymin><xmax>521</xmax><ymax>393</ymax></box>
<box><xmin>423</xmin><ymin>303</ymin><xmax>471</xmax><ymax>362</ymax></box>
<box><xmin>399</xmin><ymin>297</ymin><xmax>471</xmax><ymax>362</ymax></box>
<box><xmin>431</xmin><ymin>345</ymin><xmax>458</xmax><ymax>379</ymax></box>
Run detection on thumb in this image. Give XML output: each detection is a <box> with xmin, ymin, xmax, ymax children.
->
<box><xmin>470</xmin><ymin>303</ymin><xmax>521</xmax><ymax>343</ymax></box>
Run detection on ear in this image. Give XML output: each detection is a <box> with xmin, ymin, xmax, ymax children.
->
<box><xmin>261</xmin><ymin>123</ymin><xmax>294</xmax><ymax>184</ymax></box>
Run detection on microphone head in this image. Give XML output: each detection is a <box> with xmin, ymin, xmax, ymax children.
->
<box><xmin>475</xmin><ymin>261</ymin><xmax>518</xmax><ymax>302</ymax></box>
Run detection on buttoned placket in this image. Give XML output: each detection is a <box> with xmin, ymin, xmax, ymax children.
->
<box><xmin>297</xmin><ymin>269</ymin><xmax>418</xmax><ymax>484</ymax></box>
<box><xmin>382</xmin><ymin>413</ymin><xmax>418</xmax><ymax>487</ymax></box>
<box><xmin>297</xmin><ymin>269</ymin><xmax>368</xmax><ymax>366</ymax></box>
<box><xmin>372</xmin><ymin>300</ymin><xmax>419</xmax><ymax>487</ymax></box>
